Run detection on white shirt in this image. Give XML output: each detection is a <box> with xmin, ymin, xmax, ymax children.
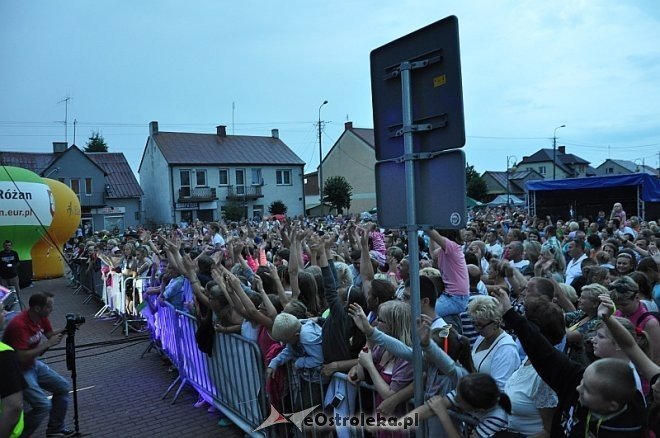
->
<box><xmin>505</xmin><ymin>362</ymin><xmax>558</xmax><ymax>435</ymax></box>
<box><xmin>486</xmin><ymin>242</ymin><xmax>504</xmax><ymax>258</ymax></box>
<box><xmin>211</xmin><ymin>233</ymin><xmax>225</xmax><ymax>247</ymax></box>
<box><xmin>472</xmin><ymin>331</ymin><xmax>521</xmax><ymax>391</ymax></box>
<box><xmin>565</xmin><ymin>253</ymin><xmax>587</xmax><ymax>285</ymax></box>
<box><xmin>510</xmin><ymin>259</ymin><xmax>530</xmax><ymax>272</ymax></box>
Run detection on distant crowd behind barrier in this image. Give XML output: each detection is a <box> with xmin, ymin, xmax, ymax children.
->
<box><xmin>62</xmin><ymin>204</ymin><xmax>660</xmax><ymax>437</ymax></box>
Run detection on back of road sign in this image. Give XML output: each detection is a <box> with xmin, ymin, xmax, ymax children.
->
<box><xmin>375</xmin><ymin>149</ymin><xmax>467</xmax><ymax>229</ymax></box>
<box><xmin>370</xmin><ymin>15</ymin><xmax>465</xmax><ymax>161</ymax></box>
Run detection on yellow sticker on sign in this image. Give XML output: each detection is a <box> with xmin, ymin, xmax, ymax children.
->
<box><xmin>433</xmin><ymin>75</ymin><xmax>447</xmax><ymax>87</ymax></box>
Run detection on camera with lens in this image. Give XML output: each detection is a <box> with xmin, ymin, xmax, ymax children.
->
<box><xmin>66</xmin><ymin>313</ymin><xmax>86</xmax><ymax>333</ymax></box>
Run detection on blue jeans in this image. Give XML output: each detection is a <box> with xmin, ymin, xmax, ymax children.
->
<box><xmin>22</xmin><ymin>360</ymin><xmax>71</xmax><ymax>436</ymax></box>
<box><xmin>435</xmin><ymin>293</ymin><xmax>469</xmax><ymax>317</ymax></box>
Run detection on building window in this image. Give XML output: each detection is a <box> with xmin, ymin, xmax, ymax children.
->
<box><xmin>276</xmin><ymin>169</ymin><xmax>292</xmax><ymax>185</ymax></box>
<box><xmin>58</xmin><ymin>177</ymin><xmax>66</xmax><ymax>184</ymax></box>
<box><xmin>235</xmin><ymin>169</ymin><xmax>245</xmax><ymax>195</ymax></box>
<box><xmin>251</xmin><ymin>168</ymin><xmax>262</xmax><ymax>186</ymax></box>
<box><xmin>538</xmin><ymin>166</ymin><xmax>546</xmax><ymax>175</ymax></box>
<box><xmin>85</xmin><ymin>178</ymin><xmax>92</xmax><ymax>196</ymax></box>
<box><xmin>219</xmin><ymin>169</ymin><xmax>229</xmax><ymax>186</ymax></box>
<box><xmin>180</xmin><ymin>169</ymin><xmax>191</xmax><ymax>197</ymax></box>
<box><xmin>70</xmin><ymin>179</ymin><xmax>80</xmax><ymax>196</ymax></box>
<box><xmin>606</xmin><ymin>167</ymin><xmax>614</xmax><ymax>174</ymax></box>
<box><xmin>195</xmin><ymin>169</ymin><xmax>207</xmax><ymax>187</ymax></box>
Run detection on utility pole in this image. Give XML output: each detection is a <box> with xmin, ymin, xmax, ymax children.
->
<box><xmin>58</xmin><ymin>96</ymin><xmax>72</xmax><ymax>144</ymax></box>
<box><xmin>318</xmin><ymin>100</ymin><xmax>328</xmax><ymax>213</ymax></box>
<box><xmin>506</xmin><ymin>155</ymin><xmax>517</xmax><ymax>208</ymax></box>
<box><xmin>552</xmin><ymin>124</ymin><xmax>565</xmax><ymax>179</ymax></box>
<box><xmin>73</xmin><ymin>119</ymin><xmax>77</xmax><ymax>146</ymax></box>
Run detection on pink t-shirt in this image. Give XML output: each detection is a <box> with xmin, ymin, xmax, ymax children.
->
<box><xmin>434</xmin><ymin>239</ymin><xmax>469</xmax><ymax>296</ymax></box>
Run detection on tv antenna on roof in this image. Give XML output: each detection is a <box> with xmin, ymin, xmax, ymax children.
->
<box><xmin>58</xmin><ymin>96</ymin><xmax>72</xmax><ymax>144</ymax></box>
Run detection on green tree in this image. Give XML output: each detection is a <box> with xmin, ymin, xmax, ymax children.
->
<box><xmin>268</xmin><ymin>200</ymin><xmax>288</xmax><ymax>215</ymax></box>
<box><xmin>466</xmin><ymin>163</ymin><xmax>488</xmax><ymax>202</ymax></box>
<box><xmin>84</xmin><ymin>130</ymin><xmax>109</xmax><ymax>152</ymax></box>
<box><xmin>322</xmin><ymin>175</ymin><xmax>353</xmax><ymax>214</ymax></box>
<box><xmin>222</xmin><ymin>201</ymin><xmax>245</xmax><ymax>221</ymax></box>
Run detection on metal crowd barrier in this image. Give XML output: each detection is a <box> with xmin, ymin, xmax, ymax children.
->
<box><xmin>93</xmin><ymin>271</ymin><xmax>149</xmax><ymax>336</ymax></box>
<box><xmin>154</xmin><ymin>302</ymin><xmax>269</xmax><ymax>437</ymax></box>
<box><xmin>147</xmin><ymin>303</ymin><xmax>476</xmax><ymax>438</ymax></box>
<box><xmin>281</xmin><ymin>368</ymin><xmax>416</xmax><ymax>438</ymax></box>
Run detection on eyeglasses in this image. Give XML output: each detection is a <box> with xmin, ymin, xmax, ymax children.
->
<box><xmin>473</xmin><ymin>321</ymin><xmax>497</xmax><ymax>330</ymax></box>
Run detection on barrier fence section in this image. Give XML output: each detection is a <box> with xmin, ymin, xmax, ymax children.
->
<box><xmin>149</xmin><ymin>304</ymin><xmax>479</xmax><ymax>437</ymax></box>
<box><xmin>282</xmin><ymin>367</ymin><xmax>418</xmax><ymax>438</ymax></box>
<box><xmin>93</xmin><ymin>271</ymin><xmax>150</xmax><ymax>336</ymax></box>
<box><xmin>154</xmin><ymin>303</ymin><xmax>269</xmax><ymax>437</ymax></box>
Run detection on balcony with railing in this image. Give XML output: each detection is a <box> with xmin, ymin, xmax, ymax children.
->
<box><xmin>178</xmin><ymin>187</ymin><xmax>217</xmax><ymax>202</ymax></box>
<box><xmin>225</xmin><ymin>185</ymin><xmax>264</xmax><ymax>201</ymax></box>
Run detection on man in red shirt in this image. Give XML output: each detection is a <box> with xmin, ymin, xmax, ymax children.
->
<box><xmin>2</xmin><ymin>292</ymin><xmax>73</xmax><ymax>437</ymax></box>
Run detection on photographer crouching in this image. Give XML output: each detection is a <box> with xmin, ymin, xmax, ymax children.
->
<box><xmin>1</xmin><ymin>292</ymin><xmax>74</xmax><ymax>437</ymax></box>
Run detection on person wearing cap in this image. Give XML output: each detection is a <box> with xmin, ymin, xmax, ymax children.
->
<box><xmin>266</xmin><ymin>312</ymin><xmax>324</xmax><ymax>410</ymax></box>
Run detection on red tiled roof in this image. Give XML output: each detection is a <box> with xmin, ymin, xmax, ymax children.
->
<box><xmin>0</xmin><ymin>149</ymin><xmax>141</xmax><ymax>199</ymax></box>
<box><xmin>87</xmin><ymin>153</ymin><xmax>143</xmax><ymax>198</ymax></box>
<box><xmin>0</xmin><ymin>152</ymin><xmax>56</xmax><ymax>174</ymax></box>
<box><xmin>152</xmin><ymin>132</ymin><xmax>305</xmax><ymax>166</ymax></box>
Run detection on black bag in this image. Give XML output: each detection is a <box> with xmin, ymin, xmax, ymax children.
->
<box><xmin>195</xmin><ymin>313</ymin><xmax>215</xmax><ymax>357</ymax></box>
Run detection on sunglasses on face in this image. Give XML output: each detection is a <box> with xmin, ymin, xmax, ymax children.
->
<box><xmin>474</xmin><ymin>321</ymin><xmax>497</xmax><ymax>330</ymax></box>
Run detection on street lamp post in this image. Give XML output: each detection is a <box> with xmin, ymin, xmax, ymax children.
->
<box><xmin>318</xmin><ymin>100</ymin><xmax>328</xmax><ymax>214</ymax></box>
<box><xmin>552</xmin><ymin>124</ymin><xmax>566</xmax><ymax>180</ymax></box>
<box><xmin>506</xmin><ymin>155</ymin><xmax>517</xmax><ymax>208</ymax></box>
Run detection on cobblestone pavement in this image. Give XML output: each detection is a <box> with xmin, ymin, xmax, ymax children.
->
<box><xmin>18</xmin><ymin>276</ymin><xmax>245</xmax><ymax>438</ymax></box>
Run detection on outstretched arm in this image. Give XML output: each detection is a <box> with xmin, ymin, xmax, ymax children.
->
<box><xmin>599</xmin><ymin>294</ymin><xmax>659</xmax><ymax>379</ymax></box>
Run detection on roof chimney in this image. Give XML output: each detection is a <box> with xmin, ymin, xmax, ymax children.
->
<box><xmin>271</xmin><ymin>129</ymin><xmax>279</xmax><ymax>139</ymax></box>
<box><xmin>149</xmin><ymin>121</ymin><xmax>159</xmax><ymax>136</ymax></box>
<box><xmin>558</xmin><ymin>146</ymin><xmax>566</xmax><ymax>154</ymax></box>
<box><xmin>217</xmin><ymin>125</ymin><xmax>227</xmax><ymax>137</ymax></box>
<box><xmin>53</xmin><ymin>142</ymin><xmax>67</xmax><ymax>153</ymax></box>
<box><xmin>344</xmin><ymin>121</ymin><xmax>353</xmax><ymax>130</ymax></box>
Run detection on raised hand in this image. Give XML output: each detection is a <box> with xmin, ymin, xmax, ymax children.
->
<box><xmin>252</xmin><ymin>274</ymin><xmax>264</xmax><ymax>292</ymax></box>
<box><xmin>348</xmin><ymin>303</ymin><xmax>372</xmax><ymax>335</ymax></box>
<box><xmin>358</xmin><ymin>346</ymin><xmax>373</xmax><ymax>369</ymax></box>
<box><xmin>417</xmin><ymin>314</ymin><xmax>433</xmax><ymax>347</ymax></box>
<box><xmin>491</xmin><ymin>287</ymin><xmax>512</xmax><ymax>315</ymax></box>
<box><xmin>598</xmin><ymin>294</ymin><xmax>616</xmax><ymax>320</ymax></box>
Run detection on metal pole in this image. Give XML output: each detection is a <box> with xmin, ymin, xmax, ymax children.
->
<box><xmin>318</xmin><ymin>100</ymin><xmax>328</xmax><ymax>215</ymax></box>
<box><xmin>400</xmin><ymin>63</ymin><xmax>424</xmax><ymax>414</ymax></box>
<box><xmin>552</xmin><ymin>135</ymin><xmax>556</xmax><ymax>180</ymax></box>
<box><xmin>552</xmin><ymin>124</ymin><xmax>565</xmax><ymax>180</ymax></box>
<box><xmin>506</xmin><ymin>159</ymin><xmax>510</xmax><ymax>207</ymax></box>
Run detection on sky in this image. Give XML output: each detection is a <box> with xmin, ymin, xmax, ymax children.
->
<box><xmin>1</xmin><ymin>0</ymin><xmax>659</xmax><ymax>177</ymax></box>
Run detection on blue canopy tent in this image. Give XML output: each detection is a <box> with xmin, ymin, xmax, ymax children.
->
<box><xmin>526</xmin><ymin>174</ymin><xmax>660</xmax><ymax>221</ymax></box>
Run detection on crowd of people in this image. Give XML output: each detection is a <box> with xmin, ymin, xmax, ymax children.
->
<box><xmin>2</xmin><ymin>202</ymin><xmax>660</xmax><ymax>437</ymax></box>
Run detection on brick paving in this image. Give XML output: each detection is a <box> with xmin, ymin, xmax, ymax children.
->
<box><xmin>20</xmin><ymin>276</ymin><xmax>245</xmax><ymax>438</ymax></box>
